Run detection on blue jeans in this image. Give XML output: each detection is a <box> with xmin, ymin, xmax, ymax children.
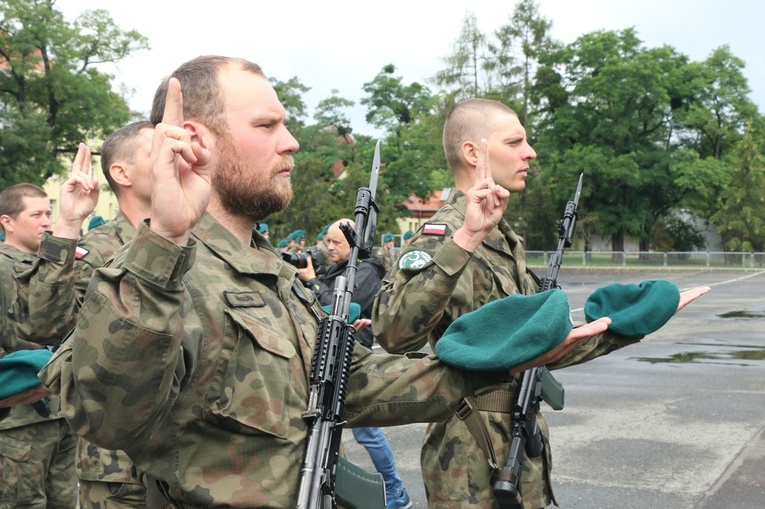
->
<box><xmin>351</xmin><ymin>427</ymin><xmax>404</xmax><ymax>501</ymax></box>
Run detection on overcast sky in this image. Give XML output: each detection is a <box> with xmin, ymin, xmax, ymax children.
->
<box><xmin>58</xmin><ymin>0</ymin><xmax>763</xmax><ymax>137</ymax></box>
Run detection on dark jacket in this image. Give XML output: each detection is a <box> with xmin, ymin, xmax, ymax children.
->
<box><xmin>307</xmin><ymin>256</ymin><xmax>385</xmax><ymax>348</ymax></box>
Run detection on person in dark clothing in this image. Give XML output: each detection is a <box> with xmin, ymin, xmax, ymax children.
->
<box><xmin>298</xmin><ymin>218</ymin><xmax>385</xmax><ymax>348</ymax></box>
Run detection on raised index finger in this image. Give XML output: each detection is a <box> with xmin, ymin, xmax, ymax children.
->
<box><xmin>162</xmin><ymin>77</ymin><xmax>184</xmax><ymax>127</ymax></box>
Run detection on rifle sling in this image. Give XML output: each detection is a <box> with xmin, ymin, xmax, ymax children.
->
<box><xmin>457</xmin><ymin>379</ymin><xmax>560</xmax><ymax>479</ymax></box>
<box><xmin>456</xmin><ymin>394</ymin><xmax>509</xmax><ymax>474</ymax></box>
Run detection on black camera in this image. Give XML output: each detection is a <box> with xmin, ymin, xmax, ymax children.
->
<box><xmin>282</xmin><ymin>245</ymin><xmax>326</xmax><ymax>271</ymax></box>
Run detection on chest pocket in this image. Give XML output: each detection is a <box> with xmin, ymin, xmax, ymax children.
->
<box><xmin>203</xmin><ymin>305</ymin><xmax>299</xmax><ymax>439</ymax></box>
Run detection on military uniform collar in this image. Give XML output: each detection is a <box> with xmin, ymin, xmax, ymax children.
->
<box><xmin>191</xmin><ymin>212</ymin><xmax>288</xmax><ymax>278</ymax></box>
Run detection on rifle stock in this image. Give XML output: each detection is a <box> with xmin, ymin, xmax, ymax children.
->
<box><xmin>295</xmin><ymin>141</ymin><xmax>381</xmax><ymax>509</ymax></box>
<box><xmin>492</xmin><ymin>173</ymin><xmax>583</xmax><ymax>509</ymax></box>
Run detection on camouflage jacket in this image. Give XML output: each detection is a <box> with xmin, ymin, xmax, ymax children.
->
<box><xmin>16</xmin><ymin>211</ymin><xmax>136</xmax><ymax>345</ymax></box>
<box><xmin>376</xmin><ymin>246</ymin><xmax>394</xmax><ymax>274</ymax></box>
<box><xmin>372</xmin><ymin>190</ymin><xmax>640</xmax><ymax>509</ymax></box>
<box><xmin>14</xmin><ymin>211</ymin><xmax>139</xmax><ymax>483</ymax></box>
<box><xmin>0</xmin><ymin>244</ymin><xmax>64</xmax><ymax>430</ymax></box>
<box><xmin>41</xmin><ymin>212</ymin><xmax>502</xmax><ymax>508</ymax></box>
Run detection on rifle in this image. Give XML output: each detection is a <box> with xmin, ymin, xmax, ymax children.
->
<box><xmin>295</xmin><ymin>141</ymin><xmax>381</xmax><ymax>509</ymax></box>
<box><xmin>492</xmin><ymin>173</ymin><xmax>583</xmax><ymax>509</ymax></box>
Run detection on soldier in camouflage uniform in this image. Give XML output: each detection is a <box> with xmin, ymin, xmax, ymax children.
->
<box><xmin>0</xmin><ymin>183</ymin><xmax>77</xmax><ymax>509</ymax></box>
<box><xmin>16</xmin><ymin>123</ymin><xmax>154</xmax><ymax>508</ymax></box>
<box><xmin>377</xmin><ymin>232</ymin><xmax>395</xmax><ymax>273</ymax></box>
<box><xmin>37</xmin><ymin>57</ymin><xmax>612</xmax><ymax>508</ymax></box>
<box><xmin>372</xmin><ymin>99</ymin><xmax>708</xmax><ymax>508</ymax></box>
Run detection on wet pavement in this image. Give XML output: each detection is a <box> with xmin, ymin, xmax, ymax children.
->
<box><xmin>343</xmin><ymin>268</ymin><xmax>765</xmax><ymax>508</ymax></box>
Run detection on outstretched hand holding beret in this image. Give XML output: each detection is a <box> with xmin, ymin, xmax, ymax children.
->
<box><xmin>584</xmin><ymin>279</ymin><xmax>680</xmax><ymax>337</ymax></box>
<box><xmin>435</xmin><ymin>289</ymin><xmax>574</xmax><ymax>371</ymax></box>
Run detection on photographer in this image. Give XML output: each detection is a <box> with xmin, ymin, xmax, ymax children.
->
<box><xmin>297</xmin><ymin>218</ymin><xmax>385</xmax><ymax>348</ymax></box>
<box><xmin>283</xmin><ymin>243</ymin><xmax>327</xmax><ymax>279</ymax></box>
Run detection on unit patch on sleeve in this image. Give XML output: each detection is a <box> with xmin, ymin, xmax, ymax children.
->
<box><xmin>398</xmin><ymin>250</ymin><xmax>433</xmax><ymax>270</ymax></box>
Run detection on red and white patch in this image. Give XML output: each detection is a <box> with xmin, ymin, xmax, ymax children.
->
<box><xmin>422</xmin><ymin>224</ymin><xmax>447</xmax><ymax>236</ymax></box>
<box><xmin>75</xmin><ymin>246</ymin><xmax>89</xmax><ymax>259</ymax></box>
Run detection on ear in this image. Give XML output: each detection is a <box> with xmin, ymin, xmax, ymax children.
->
<box><xmin>461</xmin><ymin>141</ymin><xmax>480</xmax><ymax>167</ymax></box>
<box><xmin>109</xmin><ymin>163</ymin><xmax>131</xmax><ymax>188</ymax></box>
<box><xmin>184</xmin><ymin>120</ymin><xmax>211</xmax><ymax>149</ymax></box>
<box><xmin>0</xmin><ymin>215</ymin><xmax>13</xmax><ymax>233</ymax></box>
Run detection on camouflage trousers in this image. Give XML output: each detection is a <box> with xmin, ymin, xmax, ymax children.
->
<box><xmin>0</xmin><ymin>418</ymin><xmax>77</xmax><ymax>509</ymax></box>
<box><xmin>79</xmin><ymin>479</ymin><xmax>147</xmax><ymax>509</ymax></box>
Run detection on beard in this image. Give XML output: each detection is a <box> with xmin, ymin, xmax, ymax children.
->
<box><xmin>212</xmin><ymin>131</ymin><xmax>294</xmax><ymax>221</ymax></box>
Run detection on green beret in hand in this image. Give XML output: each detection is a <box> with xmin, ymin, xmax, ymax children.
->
<box><xmin>435</xmin><ymin>289</ymin><xmax>574</xmax><ymax>371</ymax></box>
<box><xmin>0</xmin><ymin>349</ymin><xmax>53</xmax><ymax>399</ymax></box>
<box><xmin>584</xmin><ymin>279</ymin><xmax>680</xmax><ymax>337</ymax></box>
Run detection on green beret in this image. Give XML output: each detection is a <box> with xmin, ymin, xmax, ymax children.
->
<box><xmin>87</xmin><ymin>215</ymin><xmax>106</xmax><ymax>231</ymax></box>
<box><xmin>317</xmin><ymin>233</ymin><xmax>324</xmax><ymax>241</ymax></box>
<box><xmin>585</xmin><ymin>279</ymin><xmax>680</xmax><ymax>337</ymax></box>
<box><xmin>277</xmin><ymin>239</ymin><xmax>288</xmax><ymax>248</ymax></box>
<box><xmin>257</xmin><ymin>223</ymin><xmax>269</xmax><ymax>234</ymax></box>
<box><xmin>293</xmin><ymin>229</ymin><xmax>306</xmax><ymax>239</ymax></box>
<box><xmin>403</xmin><ymin>230</ymin><xmax>414</xmax><ymax>240</ymax></box>
<box><xmin>435</xmin><ymin>289</ymin><xmax>573</xmax><ymax>371</ymax></box>
<box><xmin>320</xmin><ymin>224</ymin><xmax>331</xmax><ymax>235</ymax></box>
<box><xmin>0</xmin><ymin>349</ymin><xmax>53</xmax><ymax>399</ymax></box>
<box><xmin>382</xmin><ymin>232</ymin><xmax>394</xmax><ymax>242</ymax></box>
<box><xmin>322</xmin><ymin>303</ymin><xmax>362</xmax><ymax>323</ymax></box>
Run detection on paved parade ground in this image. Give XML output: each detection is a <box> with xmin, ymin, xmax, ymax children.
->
<box><xmin>343</xmin><ymin>268</ymin><xmax>765</xmax><ymax>508</ymax></box>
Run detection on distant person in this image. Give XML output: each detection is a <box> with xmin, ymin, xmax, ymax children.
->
<box><xmin>377</xmin><ymin>231</ymin><xmax>395</xmax><ymax>272</ymax></box>
<box><xmin>255</xmin><ymin>222</ymin><xmax>269</xmax><ymax>239</ymax></box>
<box><xmin>0</xmin><ymin>183</ymin><xmax>77</xmax><ymax>508</ymax></box>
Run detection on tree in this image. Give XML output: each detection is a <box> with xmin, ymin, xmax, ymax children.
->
<box><xmin>490</xmin><ymin>0</ymin><xmax>560</xmax><ymax>126</ymax></box>
<box><xmin>361</xmin><ymin>65</ymin><xmax>442</xmax><ymax>209</ymax></box>
<box><xmin>533</xmin><ymin>29</ymin><xmax>691</xmax><ymax>253</ymax></box>
<box><xmin>709</xmin><ymin>125</ymin><xmax>765</xmax><ymax>252</ymax></box>
<box><xmin>0</xmin><ymin>0</ymin><xmax>149</xmax><ymax>188</ymax></box>
<box><xmin>673</xmin><ymin>46</ymin><xmax>758</xmax><ymax>160</ymax></box>
<box><xmin>270</xmin><ymin>75</ymin><xmax>310</xmax><ymax>135</ymax></box>
<box><xmin>314</xmin><ymin>89</ymin><xmax>355</xmax><ymax>144</ymax></box>
<box><xmin>431</xmin><ymin>13</ymin><xmax>490</xmax><ymax>99</ymax></box>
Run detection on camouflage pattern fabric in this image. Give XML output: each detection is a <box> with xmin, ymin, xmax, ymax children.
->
<box><xmin>0</xmin><ymin>244</ymin><xmax>77</xmax><ymax>508</ymax></box>
<box><xmin>15</xmin><ymin>212</ymin><xmax>145</xmax><ymax>507</ymax></box>
<box><xmin>0</xmin><ymin>419</ymin><xmax>77</xmax><ymax>509</ymax></box>
<box><xmin>377</xmin><ymin>246</ymin><xmax>394</xmax><ymax>274</ymax></box>
<box><xmin>78</xmin><ymin>477</ymin><xmax>146</xmax><ymax>509</ymax></box>
<box><xmin>41</xmin><ymin>212</ymin><xmax>505</xmax><ymax>508</ymax></box>
<box><xmin>372</xmin><ymin>191</ymin><xmax>641</xmax><ymax>509</ymax></box>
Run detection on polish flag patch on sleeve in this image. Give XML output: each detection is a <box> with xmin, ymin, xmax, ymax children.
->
<box><xmin>422</xmin><ymin>224</ymin><xmax>447</xmax><ymax>236</ymax></box>
<box><xmin>75</xmin><ymin>246</ymin><xmax>89</xmax><ymax>260</ymax></box>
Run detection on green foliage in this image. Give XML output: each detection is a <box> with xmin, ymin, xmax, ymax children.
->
<box><xmin>650</xmin><ymin>213</ymin><xmax>707</xmax><ymax>252</ymax></box>
<box><xmin>709</xmin><ymin>125</ymin><xmax>765</xmax><ymax>252</ymax></box>
<box><xmin>0</xmin><ymin>0</ymin><xmax>148</xmax><ymax>186</ymax></box>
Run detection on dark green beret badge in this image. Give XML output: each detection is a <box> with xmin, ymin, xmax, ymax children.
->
<box><xmin>0</xmin><ymin>349</ymin><xmax>53</xmax><ymax>399</ymax></box>
<box><xmin>584</xmin><ymin>279</ymin><xmax>680</xmax><ymax>337</ymax></box>
<box><xmin>435</xmin><ymin>289</ymin><xmax>574</xmax><ymax>371</ymax></box>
